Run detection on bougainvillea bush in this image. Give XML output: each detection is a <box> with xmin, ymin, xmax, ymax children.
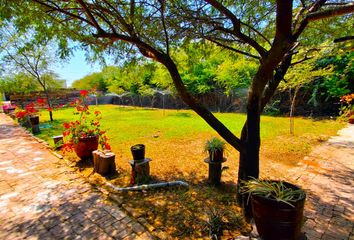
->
<box><xmin>62</xmin><ymin>90</ymin><xmax>111</xmax><ymax>152</ymax></box>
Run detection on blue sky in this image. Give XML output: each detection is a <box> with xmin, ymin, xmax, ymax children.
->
<box><xmin>52</xmin><ymin>50</ymin><xmax>102</xmax><ymax>87</ymax></box>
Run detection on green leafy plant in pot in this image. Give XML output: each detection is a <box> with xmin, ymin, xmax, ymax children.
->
<box><xmin>241</xmin><ymin>178</ymin><xmax>306</xmax><ymax>240</ymax></box>
<box><xmin>204</xmin><ymin>137</ymin><xmax>226</xmax><ymax>185</ymax></box>
<box><xmin>204</xmin><ymin>137</ymin><xmax>226</xmax><ymax>162</ymax></box>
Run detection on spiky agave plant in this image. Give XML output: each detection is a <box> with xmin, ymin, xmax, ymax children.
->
<box><xmin>241</xmin><ymin>178</ymin><xmax>305</xmax><ymax>207</ymax></box>
<box><xmin>204</xmin><ymin>137</ymin><xmax>226</xmax><ymax>161</ymax></box>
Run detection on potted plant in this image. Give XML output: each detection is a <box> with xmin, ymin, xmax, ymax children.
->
<box><xmin>26</xmin><ymin>103</ymin><xmax>40</xmax><ymax>133</ymax></box>
<box><xmin>62</xmin><ymin>90</ymin><xmax>111</xmax><ymax>160</ymax></box>
<box><xmin>205</xmin><ymin>137</ymin><xmax>226</xmax><ymax>162</ymax></box>
<box><xmin>2</xmin><ymin>103</ymin><xmax>16</xmax><ymax>114</ymax></box>
<box><xmin>204</xmin><ymin>137</ymin><xmax>226</xmax><ymax>185</ymax></box>
<box><xmin>241</xmin><ymin>179</ymin><xmax>306</xmax><ymax>240</ymax></box>
<box><xmin>14</xmin><ymin>103</ymin><xmax>40</xmax><ymax>133</ymax></box>
<box><xmin>15</xmin><ymin>108</ymin><xmax>31</xmax><ymax>128</ymax></box>
<box><xmin>131</xmin><ymin>144</ymin><xmax>145</xmax><ymax>161</ymax></box>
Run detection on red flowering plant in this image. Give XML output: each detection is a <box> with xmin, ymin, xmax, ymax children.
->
<box><xmin>62</xmin><ymin>90</ymin><xmax>111</xmax><ymax>153</ymax></box>
<box><xmin>339</xmin><ymin>93</ymin><xmax>354</xmax><ymax>123</ymax></box>
<box><xmin>14</xmin><ymin>103</ymin><xmax>39</xmax><ymax>126</ymax></box>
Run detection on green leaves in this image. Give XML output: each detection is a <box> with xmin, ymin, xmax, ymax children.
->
<box><xmin>204</xmin><ymin>137</ymin><xmax>226</xmax><ymax>152</ymax></box>
<box><xmin>241</xmin><ymin>178</ymin><xmax>306</xmax><ymax>207</ymax></box>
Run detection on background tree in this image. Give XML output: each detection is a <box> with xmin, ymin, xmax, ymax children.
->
<box><xmin>73</xmin><ymin>42</ymin><xmax>257</xmax><ymax>97</ymax></box>
<box><xmin>0</xmin><ymin>73</ymin><xmax>39</xmax><ymax>97</ymax></box>
<box><xmin>279</xmin><ymin>45</ymin><xmax>333</xmax><ymax>134</ymax></box>
<box><xmin>0</xmin><ymin>24</ymin><xmax>63</xmax><ymax>121</ymax></box>
<box><xmin>3</xmin><ymin>0</ymin><xmax>353</xmax><ymax>215</ymax></box>
<box><xmin>73</xmin><ymin>72</ymin><xmax>107</xmax><ymax>91</ymax></box>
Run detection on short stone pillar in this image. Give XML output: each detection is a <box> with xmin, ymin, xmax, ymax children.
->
<box><xmin>204</xmin><ymin>157</ymin><xmax>226</xmax><ymax>185</ymax></box>
<box><xmin>129</xmin><ymin>158</ymin><xmax>151</xmax><ymax>185</ymax></box>
<box><xmin>31</xmin><ymin>125</ymin><xmax>40</xmax><ymax>134</ymax></box>
<box><xmin>30</xmin><ymin>116</ymin><xmax>40</xmax><ymax>134</ymax></box>
<box><xmin>93</xmin><ymin>150</ymin><xmax>116</xmax><ymax>175</ymax></box>
<box><xmin>52</xmin><ymin>135</ymin><xmax>63</xmax><ymax>149</ymax></box>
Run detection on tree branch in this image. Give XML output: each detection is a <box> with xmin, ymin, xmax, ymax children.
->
<box><xmin>334</xmin><ymin>35</ymin><xmax>354</xmax><ymax>43</ymax></box>
<box><xmin>307</xmin><ymin>2</ymin><xmax>354</xmax><ymax>21</ymax></box>
<box><xmin>292</xmin><ymin>0</ymin><xmax>327</xmax><ymax>40</ymax></box>
<box><xmin>158</xmin><ymin>0</ymin><xmax>170</xmax><ymax>55</ymax></box>
<box><xmin>160</xmin><ymin>55</ymin><xmax>246</xmax><ymax>153</ymax></box>
<box><xmin>261</xmin><ymin>53</ymin><xmax>292</xmax><ymax>110</ymax></box>
<box><xmin>76</xmin><ymin>0</ymin><xmax>103</xmax><ymax>32</ymax></box>
<box><xmin>33</xmin><ymin>0</ymin><xmax>92</xmax><ymax>26</ymax></box>
<box><xmin>206</xmin><ymin>38</ymin><xmax>261</xmax><ymax>60</ymax></box>
<box><xmin>204</xmin><ymin>0</ymin><xmax>267</xmax><ymax>57</ymax></box>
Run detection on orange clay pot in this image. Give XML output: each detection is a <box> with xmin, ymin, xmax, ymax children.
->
<box><xmin>73</xmin><ymin>135</ymin><xmax>98</xmax><ymax>160</ymax></box>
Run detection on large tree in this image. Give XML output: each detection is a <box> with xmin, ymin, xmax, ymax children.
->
<box><xmin>3</xmin><ymin>0</ymin><xmax>352</xmax><ymax>213</ymax></box>
<box><xmin>0</xmin><ymin>24</ymin><xmax>63</xmax><ymax>121</ymax></box>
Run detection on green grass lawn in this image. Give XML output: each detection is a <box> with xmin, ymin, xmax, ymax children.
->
<box><xmin>37</xmin><ymin>104</ymin><xmax>343</xmax><ymax>180</ymax></box>
<box><xmin>35</xmin><ymin>104</ymin><xmax>344</xmax><ymax>238</ymax></box>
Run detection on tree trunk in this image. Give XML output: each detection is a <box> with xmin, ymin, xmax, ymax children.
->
<box><xmin>289</xmin><ymin>87</ymin><xmax>299</xmax><ymax>135</ymax></box>
<box><xmin>44</xmin><ymin>90</ymin><xmax>54</xmax><ymax>122</ymax></box>
<box><xmin>237</xmin><ymin>94</ymin><xmax>261</xmax><ymax>220</ymax></box>
<box><xmin>38</xmin><ymin>79</ymin><xmax>54</xmax><ymax>122</ymax></box>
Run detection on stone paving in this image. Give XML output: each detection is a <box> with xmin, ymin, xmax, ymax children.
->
<box><xmin>286</xmin><ymin>124</ymin><xmax>354</xmax><ymax>240</ymax></box>
<box><xmin>0</xmin><ymin>113</ymin><xmax>154</xmax><ymax>240</ymax></box>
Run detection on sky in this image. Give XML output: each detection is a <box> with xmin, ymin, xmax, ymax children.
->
<box><xmin>52</xmin><ymin>50</ymin><xmax>102</xmax><ymax>87</ymax></box>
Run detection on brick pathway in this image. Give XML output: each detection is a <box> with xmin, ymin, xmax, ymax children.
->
<box><xmin>0</xmin><ymin>113</ymin><xmax>154</xmax><ymax>240</ymax></box>
<box><xmin>286</xmin><ymin>124</ymin><xmax>354</xmax><ymax>240</ymax></box>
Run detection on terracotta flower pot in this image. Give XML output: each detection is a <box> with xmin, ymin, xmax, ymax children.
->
<box><xmin>74</xmin><ymin>135</ymin><xmax>99</xmax><ymax>160</ymax></box>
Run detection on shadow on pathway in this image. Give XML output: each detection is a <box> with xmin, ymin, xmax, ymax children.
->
<box><xmin>0</xmin><ymin>113</ymin><xmax>153</xmax><ymax>240</ymax></box>
<box><xmin>286</xmin><ymin>125</ymin><xmax>354</xmax><ymax>240</ymax></box>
